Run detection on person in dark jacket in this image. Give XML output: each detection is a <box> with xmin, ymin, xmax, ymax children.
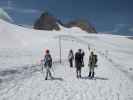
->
<box><xmin>68</xmin><ymin>49</ymin><xmax>74</xmax><ymax>67</ymax></box>
<box><xmin>75</xmin><ymin>49</ymin><xmax>82</xmax><ymax>78</ymax></box>
<box><xmin>43</xmin><ymin>49</ymin><xmax>53</xmax><ymax>80</ymax></box>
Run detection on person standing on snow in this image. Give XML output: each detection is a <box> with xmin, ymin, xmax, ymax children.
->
<box><xmin>75</xmin><ymin>49</ymin><xmax>82</xmax><ymax>78</ymax></box>
<box><xmin>43</xmin><ymin>49</ymin><xmax>53</xmax><ymax>80</ymax></box>
<box><xmin>88</xmin><ymin>51</ymin><xmax>98</xmax><ymax>78</ymax></box>
<box><xmin>68</xmin><ymin>49</ymin><xmax>74</xmax><ymax>67</ymax></box>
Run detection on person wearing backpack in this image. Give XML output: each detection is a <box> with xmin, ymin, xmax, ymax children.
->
<box><xmin>43</xmin><ymin>49</ymin><xmax>53</xmax><ymax>80</ymax></box>
<box><xmin>75</xmin><ymin>49</ymin><xmax>82</xmax><ymax>78</ymax></box>
<box><xmin>68</xmin><ymin>49</ymin><xmax>74</xmax><ymax>67</ymax></box>
<box><xmin>88</xmin><ymin>51</ymin><xmax>98</xmax><ymax>78</ymax></box>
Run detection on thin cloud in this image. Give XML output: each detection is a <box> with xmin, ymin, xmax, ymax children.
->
<box><xmin>21</xmin><ymin>9</ymin><xmax>40</xmax><ymax>13</ymax></box>
<box><xmin>2</xmin><ymin>6</ymin><xmax>41</xmax><ymax>14</ymax></box>
<box><xmin>129</xmin><ymin>28</ymin><xmax>133</xmax><ymax>32</ymax></box>
<box><xmin>1</xmin><ymin>0</ymin><xmax>40</xmax><ymax>14</ymax></box>
<box><xmin>112</xmin><ymin>24</ymin><xmax>128</xmax><ymax>33</ymax></box>
<box><xmin>102</xmin><ymin>24</ymin><xmax>129</xmax><ymax>34</ymax></box>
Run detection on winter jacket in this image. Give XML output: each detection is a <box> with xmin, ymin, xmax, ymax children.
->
<box><xmin>44</xmin><ymin>54</ymin><xmax>52</xmax><ymax>68</ymax></box>
<box><xmin>89</xmin><ymin>54</ymin><xmax>97</xmax><ymax>67</ymax></box>
<box><xmin>68</xmin><ymin>51</ymin><xmax>74</xmax><ymax>60</ymax></box>
<box><xmin>75</xmin><ymin>52</ymin><xmax>82</xmax><ymax>69</ymax></box>
<box><xmin>81</xmin><ymin>51</ymin><xmax>85</xmax><ymax>66</ymax></box>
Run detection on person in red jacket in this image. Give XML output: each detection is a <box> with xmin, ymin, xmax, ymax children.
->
<box><xmin>43</xmin><ymin>49</ymin><xmax>53</xmax><ymax>80</ymax></box>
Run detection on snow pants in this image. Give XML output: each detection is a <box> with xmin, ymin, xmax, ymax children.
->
<box><xmin>89</xmin><ymin>66</ymin><xmax>95</xmax><ymax>77</ymax></box>
<box><xmin>69</xmin><ymin>59</ymin><xmax>73</xmax><ymax>67</ymax></box>
<box><xmin>76</xmin><ymin>65</ymin><xmax>82</xmax><ymax>78</ymax></box>
<box><xmin>45</xmin><ymin>66</ymin><xmax>52</xmax><ymax>79</ymax></box>
<box><xmin>89</xmin><ymin>66</ymin><xmax>94</xmax><ymax>73</ymax></box>
<box><xmin>76</xmin><ymin>68</ymin><xmax>81</xmax><ymax>78</ymax></box>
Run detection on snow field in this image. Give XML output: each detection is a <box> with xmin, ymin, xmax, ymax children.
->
<box><xmin>0</xmin><ymin>19</ymin><xmax>133</xmax><ymax>100</ymax></box>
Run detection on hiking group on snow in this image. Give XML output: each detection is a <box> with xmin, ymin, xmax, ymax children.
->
<box><xmin>41</xmin><ymin>48</ymin><xmax>98</xmax><ymax>80</ymax></box>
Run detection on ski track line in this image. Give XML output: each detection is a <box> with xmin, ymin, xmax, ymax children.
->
<box><xmin>0</xmin><ymin>72</ymin><xmax>37</xmax><ymax>99</ymax></box>
<box><xmin>98</xmin><ymin>49</ymin><xmax>133</xmax><ymax>82</ymax></box>
<box><xmin>106</xmin><ymin>56</ymin><xmax>133</xmax><ymax>81</ymax></box>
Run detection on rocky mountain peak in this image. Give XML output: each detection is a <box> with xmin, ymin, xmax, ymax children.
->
<box><xmin>34</xmin><ymin>11</ymin><xmax>60</xmax><ymax>30</ymax></box>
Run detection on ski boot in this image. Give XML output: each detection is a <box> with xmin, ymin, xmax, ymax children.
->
<box><xmin>45</xmin><ymin>77</ymin><xmax>48</xmax><ymax>80</ymax></box>
<box><xmin>91</xmin><ymin>72</ymin><xmax>95</xmax><ymax>79</ymax></box>
<box><xmin>79</xmin><ymin>75</ymin><xmax>81</xmax><ymax>78</ymax></box>
<box><xmin>88</xmin><ymin>72</ymin><xmax>91</xmax><ymax>77</ymax></box>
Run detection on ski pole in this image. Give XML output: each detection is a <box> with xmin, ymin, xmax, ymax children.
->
<box><xmin>41</xmin><ymin>62</ymin><xmax>44</xmax><ymax>73</ymax></box>
<box><xmin>51</xmin><ymin>62</ymin><xmax>56</xmax><ymax>75</ymax></box>
<box><xmin>40</xmin><ymin>60</ymin><xmax>45</xmax><ymax>78</ymax></box>
<box><xmin>51</xmin><ymin>67</ymin><xmax>55</xmax><ymax>75</ymax></box>
<box><xmin>39</xmin><ymin>62</ymin><xmax>43</xmax><ymax>74</ymax></box>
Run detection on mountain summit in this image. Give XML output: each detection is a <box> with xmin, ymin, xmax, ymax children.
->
<box><xmin>34</xmin><ymin>12</ymin><xmax>60</xmax><ymax>31</ymax></box>
<box><xmin>33</xmin><ymin>11</ymin><xmax>97</xmax><ymax>33</ymax></box>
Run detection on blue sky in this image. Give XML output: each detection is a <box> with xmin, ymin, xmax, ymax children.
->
<box><xmin>0</xmin><ymin>0</ymin><xmax>133</xmax><ymax>35</ymax></box>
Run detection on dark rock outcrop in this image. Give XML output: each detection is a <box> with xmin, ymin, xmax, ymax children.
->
<box><xmin>65</xmin><ymin>19</ymin><xmax>97</xmax><ymax>33</ymax></box>
<box><xmin>128</xmin><ymin>37</ymin><xmax>133</xmax><ymax>40</ymax></box>
<box><xmin>33</xmin><ymin>11</ymin><xmax>97</xmax><ymax>33</ymax></box>
<box><xmin>34</xmin><ymin>12</ymin><xmax>60</xmax><ymax>31</ymax></box>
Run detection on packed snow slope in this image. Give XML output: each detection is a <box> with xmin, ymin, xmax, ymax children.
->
<box><xmin>0</xmin><ymin>19</ymin><xmax>133</xmax><ymax>100</ymax></box>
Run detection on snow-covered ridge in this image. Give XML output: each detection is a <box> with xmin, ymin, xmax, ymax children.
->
<box><xmin>0</xmin><ymin>8</ymin><xmax>13</xmax><ymax>22</ymax></box>
<box><xmin>0</xmin><ymin>19</ymin><xmax>130</xmax><ymax>48</ymax></box>
<box><xmin>0</xmin><ymin>19</ymin><xmax>92</xmax><ymax>48</ymax></box>
<box><xmin>0</xmin><ymin>19</ymin><xmax>58</xmax><ymax>48</ymax></box>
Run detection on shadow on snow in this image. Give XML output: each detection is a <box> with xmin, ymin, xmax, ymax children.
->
<box><xmin>46</xmin><ymin>77</ymin><xmax>64</xmax><ymax>81</ymax></box>
<box><xmin>81</xmin><ymin>76</ymin><xmax>109</xmax><ymax>80</ymax></box>
<box><xmin>0</xmin><ymin>69</ymin><xmax>21</xmax><ymax>76</ymax></box>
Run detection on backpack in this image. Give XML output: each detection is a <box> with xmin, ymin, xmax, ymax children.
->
<box><xmin>44</xmin><ymin>54</ymin><xmax>52</xmax><ymax>68</ymax></box>
<box><xmin>68</xmin><ymin>52</ymin><xmax>74</xmax><ymax>60</ymax></box>
<box><xmin>93</xmin><ymin>55</ymin><xmax>98</xmax><ymax>65</ymax></box>
<box><xmin>89</xmin><ymin>54</ymin><xmax>98</xmax><ymax>67</ymax></box>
